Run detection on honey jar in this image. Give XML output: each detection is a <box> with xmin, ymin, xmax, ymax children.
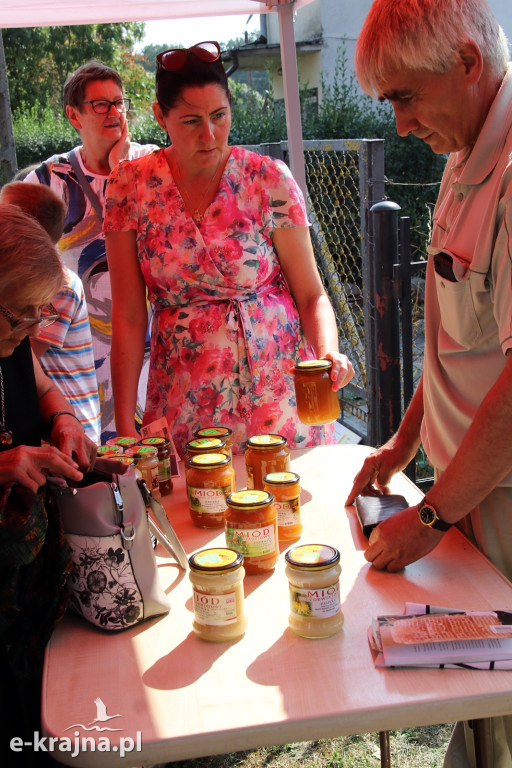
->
<box><xmin>264</xmin><ymin>471</ymin><xmax>302</xmax><ymax>541</ymax></box>
<box><xmin>139</xmin><ymin>436</ymin><xmax>173</xmax><ymax>496</ymax></box>
<box><xmin>225</xmin><ymin>490</ymin><xmax>279</xmax><ymax>575</ymax></box>
<box><xmin>188</xmin><ymin>548</ymin><xmax>247</xmax><ymax>642</ymax></box>
<box><xmin>194</xmin><ymin>426</ymin><xmax>233</xmax><ymax>458</ymax></box>
<box><xmin>124</xmin><ymin>445</ymin><xmax>161</xmax><ymax>499</ymax></box>
<box><xmin>292</xmin><ymin>359</ymin><xmax>340</xmax><ymax>425</ymax></box>
<box><xmin>285</xmin><ymin>544</ymin><xmax>344</xmax><ymax>638</ymax></box>
<box><xmin>186</xmin><ymin>453</ymin><xmax>235</xmax><ymax>528</ymax></box>
<box><xmin>244</xmin><ymin>434</ymin><xmax>290</xmax><ymax>490</ymax></box>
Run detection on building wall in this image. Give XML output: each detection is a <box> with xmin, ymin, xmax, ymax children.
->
<box><xmin>265</xmin><ymin>0</ymin><xmax>512</xmax><ymax>103</ymax></box>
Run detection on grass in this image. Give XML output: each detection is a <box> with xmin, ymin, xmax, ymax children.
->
<box><xmin>160</xmin><ymin>724</ymin><xmax>454</xmax><ymax>768</ymax></box>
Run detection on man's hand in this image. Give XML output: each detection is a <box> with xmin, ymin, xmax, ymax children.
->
<box><xmin>108</xmin><ymin>121</ymin><xmax>132</xmax><ymax>170</ymax></box>
<box><xmin>364</xmin><ymin>505</ymin><xmax>444</xmax><ymax>572</ymax></box>
<box><xmin>345</xmin><ymin>439</ymin><xmax>416</xmax><ymax>506</ymax></box>
<box><xmin>0</xmin><ymin>445</ymin><xmax>84</xmax><ymax>495</ymax></box>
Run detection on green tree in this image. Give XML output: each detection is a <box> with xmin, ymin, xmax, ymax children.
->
<box><xmin>3</xmin><ymin>23</ymin><xmax>146</xmax><ymax>113</ymax></box>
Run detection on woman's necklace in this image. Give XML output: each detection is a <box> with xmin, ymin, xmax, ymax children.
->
<box><xmin>0</xmin><ymin>367</ymin><xmax>13</xmax><ymax>446</ymax></box>
<box><xmin>173</xmin><ymin>154</ymin><xmax>223</xmax><ymax>226</ymax></box>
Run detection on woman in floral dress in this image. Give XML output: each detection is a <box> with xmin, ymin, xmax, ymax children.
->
<box><xmin>104</xmin><ymin>41</ymin><xmax>354</xmax><ymax>456</ymax></box>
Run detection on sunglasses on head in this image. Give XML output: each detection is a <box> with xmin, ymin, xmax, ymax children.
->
<box><xmin>156</xmin><ymin>41</ymin><xmax>221</xmax><ymax>72</ymax></box>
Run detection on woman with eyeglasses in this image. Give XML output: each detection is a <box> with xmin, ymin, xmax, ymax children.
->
<box><xmin>104</xmin><ymin>41</ymin><xmax>354</xmax><ymax>456</ymax></box>
<box><xmin>0</xmin><ymin>205</ymin><xmax>97</xmax><ymax>766</ymax></box>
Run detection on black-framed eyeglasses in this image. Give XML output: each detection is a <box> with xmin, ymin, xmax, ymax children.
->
<box><xmin>156</xmin><ymin>41</ymin><xmax>221</xmax><ymax>73</ymax></box>
<box><xmin>0</xmin><ymin>303</ymin><xmax>59</xmax><ymax>333</ymax></box>
<box><xmin>79</xmin><ymin>98</ymin><xmax>132</xmax><ymax>115</ymax></box>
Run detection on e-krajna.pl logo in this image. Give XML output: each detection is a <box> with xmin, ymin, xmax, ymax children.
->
<box><xmin>10</xmin><ymin>697</ymin><xmax>142</xmax><ymax>758</ymax></box>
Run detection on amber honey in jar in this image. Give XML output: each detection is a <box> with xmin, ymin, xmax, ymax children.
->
<box><xmin>225</xmin><ymin>490</ymin><xmax>279</xmax><ymax>575</ymax></box>
<box><xmin>124</xmin><ymin>446</ymin><xmax>161</xmax><ymax>499</ymax></box>
<box><xmin>188</xmin><ymin>548</ymin><xmax>247</xmax><ymax>642</ymax></box>
<box><xmin>285</xmin><ymin>544</ymin><xmax>344</xmax><ymax>638</ymax></box>
<box><xmin>292</xmin><ymin>359</ymin><xmax>340</xmax><ymax>425</ymax></box>
<box><xmin>194</xmin><ymin>426</ymin><xmax>233</xmax><ymax>458</ymax></box>
<box><xmin>186</xmin><ymin>453</ymin><xmax>235</xmax><ymax>528</ymax></box>
<box><xmin>139</xmin><ymin>436</ymin><xmax>173</xmax><ymax>496</ymax></box>
<box><xmin>244</xmin><ymin>434</ymin><xmax>290</xmax><ymax>490</ymax></box>
<box><xmin>264</xmin><ymin>472</ymin><xmax>302</xmax><ymax>541</ymax></box>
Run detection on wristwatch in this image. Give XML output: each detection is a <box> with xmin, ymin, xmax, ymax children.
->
<box><xmin>417</xmin><ymin>500</ymin><xmax>452</xmax><ymax>532</ymax></box>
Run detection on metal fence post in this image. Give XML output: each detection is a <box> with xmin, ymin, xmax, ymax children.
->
<box><xmin>359</xmin><ymin>139</ymin><xmax>385</xmax><ymax>446</ymax></box>
<box><xmin>369</xmin><ymin>201</ymin><xmax>402</xmax><ymax>447</ymax></box>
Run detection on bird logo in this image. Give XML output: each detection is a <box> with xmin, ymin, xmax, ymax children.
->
<box><xmin>63</xmin><ymin>697</ymin><xmax>124</xmax><ymax>732</ymax></box>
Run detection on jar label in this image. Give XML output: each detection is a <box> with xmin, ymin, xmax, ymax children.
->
<box><xmin>192</xmin><ymin>588</ymin><xmax>239</xmax><ymax>625</ymax></box>
<box><xmin>157</xmin><ymin>457</ymin><xmax>172</xmax><ymax>482</ymax></box>
<box><xmin>289</xmin><ymin>581</ymin><xmax>341</xmax><ymax>619</ymax></box>
<box><xmin>226</xmin><ymin>525</ymin><xmax>276</xmax><ymax>557</ymax></box>
<box><xmin>275</xmin><ymin>497</ymin><xmax>300</xmax><ymax>527</ymax></box>
<box><xmin>188</xmin><ymin>485</ymin><xmax>230</xmax><ymax>514</ymax></box>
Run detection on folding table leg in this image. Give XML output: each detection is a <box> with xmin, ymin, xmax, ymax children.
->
<box><xmin>379</xmin><ymin>730</ymin><xmax>391</xmax><ymax>768</ymax></box>
<box><xmin>470</xmin><ymin>718</ymin><xmax>490</xmax><ymax>768</ymax></box>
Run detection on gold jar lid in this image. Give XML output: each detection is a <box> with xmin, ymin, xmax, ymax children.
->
<box><xmin>195</xmin><ymin>426</ymin><xmax>233</xmax><ymax>440</ymax></box>
<box><xmin>106</xmin><ymin>436</ymin><xmax>140</xmax><ymax>448</ymax></box>
<box><xmin>247</xmin><ymin>434</ymin><xmax>286</xmax><ymax>449</ymax></box>
<box><xmin>139</xmin><ymin>436</ymin><xmax>169</xmax><ymax>448</ymax></box>
<box><xmin>97</xmin><ymin>444</ymin><xmax>124</xmax><ymax>456</ymax></box>
<box><xmin>294</xmin><ymin>359</ymin><xmax>333</xmax><ymax>372</ymax></box>
<box><xmin>226</xmin><ymin>489</ymin><xmax>274</xmax><ymax>509</ymax></box>
<box><xmin>285</xmin><ymin>544</ymin><xmax>340</xmax><ymax>570</ymax></box>
<box><xmin>124</xmin><ymin>446</ymin><xmax>158</xmax><ymax>458</ymax></box>
<box><xmin>264</xmin><ymin>471</ymin><xmax>300</xmax><ymax>486</ymax></box>
<box><xmin>185</xmin><ymin>437</ymin><xmax>225</xmax><ymax>453</ymax></box>
<box><xmin>188</xmin><ymin>453</ymin><xmax>231</xmax><ymax>469</ymax></box>
<box><xmin>189</xmin><ymin>547</ymin><xmax>243</xmax><ymax>572</ymax></box>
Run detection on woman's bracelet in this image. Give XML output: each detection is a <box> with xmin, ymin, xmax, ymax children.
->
<box><xmin>47</xmin><ymin>411</ymin><xmax>82</xmax><ymax>432</ymax></box>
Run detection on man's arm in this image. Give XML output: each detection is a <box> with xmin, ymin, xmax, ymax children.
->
<box><xmin>364</xmin><ymin>350</ymin><xmax>512</xmax><ymax>571</ymax></box>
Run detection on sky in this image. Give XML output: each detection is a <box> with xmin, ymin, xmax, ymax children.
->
<box><xmin>140</xmin><ymin>13</ymin><xmax>261</xmax><ymax>49</ymax></box>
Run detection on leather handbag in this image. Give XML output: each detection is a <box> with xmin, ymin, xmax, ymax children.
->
<box><xmin>46</xmin><ymin>457</ymin><xmax>187</xmax><ymax>631</ymax></box>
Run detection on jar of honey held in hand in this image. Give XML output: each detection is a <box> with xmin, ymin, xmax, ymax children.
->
<box><xmin>244</xmin><ymin>434</ymin><xmax>290</xmax><ymax>490</ymax></box>
<box><xmin>188</xmin><ymin>548</ymin><xmax>247</xmax><ymax>642</ymax></box>
<box><xmin>225</xmin><ymin>490</ymin><xmax>279</xmax><ymax>575</ymax></box>
<box><xmin>139</xmin><ymin>436</ymin><xmax>173</xmax><ymax>496</ymax></box>
<box><xmin>194</xmin><ymin>427</ymin><xmax>233</xmax><ymax>458</ymax></box>
<box><xmin>186</xmin><ymin>453</ymin><xmax>235</xmax><ymax>528</ymax></box>
<box><xmin>292</xmin><ymin>359</ymin><xmax>340</xmax><ymax>425</ymax></box>
<box><xmin>264</xmin><ymin>472</ymin><xmax>302</xmax><ymax>541</ymax></box>
<box><xmin>285</xmin><ymin>544</ymin><xmax>344</xmax><ymax>639</ymax></box>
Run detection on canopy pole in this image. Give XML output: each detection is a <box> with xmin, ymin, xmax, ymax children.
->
<box><xmin>277</xmin><ymin>2</ymin><xmax>307</xmax><ymax>196</ymax></box>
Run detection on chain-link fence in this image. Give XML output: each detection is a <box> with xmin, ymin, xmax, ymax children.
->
<box><xmin>246</xmin><ymin>140</ymin><xmax>433</xmax><ymax>474</ymax></box>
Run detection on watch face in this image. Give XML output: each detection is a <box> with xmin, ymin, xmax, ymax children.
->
<box><xmin>419</xmin><ymin>505</ymin><xmax>436</xmax><ymax>525</ymax></box>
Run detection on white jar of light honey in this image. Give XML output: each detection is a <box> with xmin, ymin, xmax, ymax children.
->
<box><xmin>188</xmin><ymin>548</ymin><xmax>247</xmax><ymax>642</ymax></box>
<box><xmin>285</xmin><ymin>544</ymin><xmax>344</xmax><ymax>638</ymax></box>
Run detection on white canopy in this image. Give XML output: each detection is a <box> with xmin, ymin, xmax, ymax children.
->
<box><xmin>0</xmin><ymin>0</ymin><xmax>314</xmax><ymax>192</ymax></box>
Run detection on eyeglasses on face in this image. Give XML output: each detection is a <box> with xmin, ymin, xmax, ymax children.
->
<box><xmin>0</xmin><ymin>303</ymin><xmax>59</xmax><ymax>332</ymax></box>
<box><xmin>156</xmin><ymin>41</ymin><xmax>221</xmax><ymax>73</ymax></box>
<box><xmin>79</xmin><ymin>98</ymin><xmax>132</xmax><ymax>114</ymax></box>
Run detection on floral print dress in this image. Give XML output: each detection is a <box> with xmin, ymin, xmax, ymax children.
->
<box><xmin>104</xmin><ymin>146</ymin><xmax>335</xmax><ymax>455</ymax></box>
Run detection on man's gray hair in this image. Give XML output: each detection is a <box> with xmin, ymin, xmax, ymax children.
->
<box><xmin>356</xmin><ymin>0</ymin><xmax>510</xmax><ymax>97</ymax></box>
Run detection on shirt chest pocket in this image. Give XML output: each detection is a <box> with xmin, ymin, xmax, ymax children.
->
<box><xmin>435</xmin><ymin>271</ymin><xmax>483</xmax><ymax>349</ymax></box>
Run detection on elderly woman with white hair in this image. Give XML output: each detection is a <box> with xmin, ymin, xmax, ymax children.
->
<box><xmin>0</xmin><ymin>204</ymin><xmax>96</xmax><ymax>766</ymax></box>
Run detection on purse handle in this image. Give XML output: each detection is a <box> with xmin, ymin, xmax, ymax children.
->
<box><xmin>136</xmin><ymin>479</ymin><xmax>188</xmax><ymax>571</ymax></box>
